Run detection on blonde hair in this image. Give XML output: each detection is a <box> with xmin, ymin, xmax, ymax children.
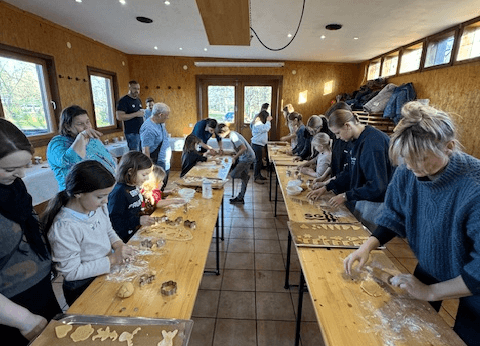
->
<box><xmin>328</xmin><ymin>109</ymin><xmax>358</xmax><ymax>129</ymax></box>
<box><xmin>311</xmin><ymin>132</ymin><xmax>331</xmax><ymax>152</ymax></box>
<box><xmin>389</xmin><ymin>101</ymin><xmax>459</xmax><ymax>169</ymax></box>
<box><xmin>142</xmin><ymin>165</ymin><xmax>166</xmax><ymax>194</ymax></box>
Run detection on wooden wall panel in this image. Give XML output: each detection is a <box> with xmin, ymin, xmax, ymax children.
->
<box><xmin>0</xmin><ymin>2</ymin><xmax>129</xmax><ymax>157</ymax></box>
<box><xmin>129</xmin><ymin>56</ymin><xmax>361</xmax><ymax>138</ymax></box>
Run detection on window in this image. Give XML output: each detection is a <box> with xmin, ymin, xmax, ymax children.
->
<box><xmin>381</xmin><ymin>51</ymin><xmax>399</xmax><ymax>77</ymax></box>
<box><xmin>457</xmin><ymin>21</ymin><xmax>480</xmax><ymax>61</ymax></box>
<box><xmin>399</xmin><ymin>42</ymin><xmax>423</xmax><ymax>73</ymax></box>
<box><xmin>244</xmin><ymin>86</ymin><xmax>272</xmax><ymax>123</ymax></box>
<box><xmin>88</xmin><ymin>67</ymin><xmax>118</xmax><ymax>129</ymax></box>
<box><xmin>425</xmin><ymin>32</ymin><xmax>455</xmax><ymax>68</ymax></box>
<box><xmin>0</xmin><ymin>53</ymin><xmax>55</xmax><ymax>137</ymax></box>
<box><xmin>367</xmin><ymin>59</ymin><xmax>381</xmax><ymax>80</ymax></box>
<box><xmin>207</xmin><ymin>85</ymin><xmax>235</xmax><ymax>123</ymax></box>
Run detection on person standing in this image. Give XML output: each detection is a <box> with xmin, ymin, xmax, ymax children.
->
<box><xmin>116</xmin><ymin>80</ymin><xmax>144</xmax><ymax>151</ymax></box>
<box><xmin>140</xmin><ymin>103</ymin><xmax>172</xmax><ymax>189</ymax></box>
<box><xmin>251</xmin><ymin>109</ymin><xmax>272</xmax><ymax>183</ymax></box>
<box><xmin>143</xmin><ymin>97</ymin><xmax>155</xmax><ymax>121</ymax></box>
<box><xmin>191</xmin><ymin>118</ymin><xmax>223</xmax><ymax>154</ymax></box>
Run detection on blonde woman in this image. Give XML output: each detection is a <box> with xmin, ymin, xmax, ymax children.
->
<box><xmin>344</xmin><ymin>101</ymin><xmax>480</xmax><ymax>346</ymax></box>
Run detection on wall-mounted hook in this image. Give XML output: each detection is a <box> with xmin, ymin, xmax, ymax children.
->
<box><xmin>145</xmin><ymin>86</ymin><xmax>149</xmax><ymax>89</ymax></box>
<box><xmin>83</xmin><ymin>79</ymin><xmax>87</xmax><ymax>82</ymax></box>
<box><xmin>156</xmin><ymin>86</ymin><xmax>160</xmax><ymax>89</ymax></box>
<box><xmin>168</xmin><ymin>86</ymin><xmax>172</xmax><ymax>89</ymax></box>
<box><xmin>177</xmin><ymin>86</ymin><xmax>181</xmax><ymax>89</ymax></box>
<box><xmin>75</xmin><ymin>77</ymin><xmax>80</xmax><ymax>81</ymax></box>
<box><xmin>58</xmin><ymin>75</ymin><xmax>64</xmax><ymax>78</ymax></box>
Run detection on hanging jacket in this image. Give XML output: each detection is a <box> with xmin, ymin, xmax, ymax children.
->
<box><xmin>383</xmin><ymin>83</ymin><xmax>416</xmax><ymax>124</ymax></box>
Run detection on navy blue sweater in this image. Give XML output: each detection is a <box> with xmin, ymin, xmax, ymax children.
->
<box><xmin>326</xmin><ymin>126</ymin><xmax>394</xmax><ymax>203</ymax></box>
<box><xmin>108</xmin><ymin>183</ymin><xmax>142</xmax><ymax>242</ymax></box>
<box><xmin>375</xmin><ymin>152</ymin><xmax>480</xmax><ymax>295</ymax></box>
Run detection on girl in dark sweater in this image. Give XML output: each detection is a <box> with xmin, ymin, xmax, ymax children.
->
<box><xmin>180</xmin><ymin>134</ymin><xmax>208</xmax><ymax>178</ymax></box>
<box><xmin>344</xmin><ymin>101</ymin><xmax>480</xmax><ymax>346</ymax></box>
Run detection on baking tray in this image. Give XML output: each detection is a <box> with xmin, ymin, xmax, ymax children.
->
<box><xmin>29</xmin><ymin>314</ymin><xmax>193</xmax><ymax>346</ymax></box>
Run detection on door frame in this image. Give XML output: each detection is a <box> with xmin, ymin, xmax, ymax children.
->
<box><xmin>196</xmin><ymin>75</ymin><xmax>283</xmax><ymax>140</ymax></box>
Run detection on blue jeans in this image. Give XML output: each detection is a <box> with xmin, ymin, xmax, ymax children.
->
<box><xmin>125</xmin><ymin>133</ymin><xmax>141</xmax><ymax>151</ymax></box>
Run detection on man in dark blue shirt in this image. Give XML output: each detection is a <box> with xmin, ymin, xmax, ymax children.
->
<box><xmin>191</xmin><ymin>118</ymin><xmax>223</xmax><ymax>154</ymax></box>
<box><xmin>116</xmin><ymin>80</ymin><xmax>144</xmax><ymax>151</ymax></box>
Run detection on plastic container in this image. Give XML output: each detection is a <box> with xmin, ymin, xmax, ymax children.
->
<box><xmin>202</xmin><ymin>179</ymin><xmax>213</xmax><ymax>199</ymax></box>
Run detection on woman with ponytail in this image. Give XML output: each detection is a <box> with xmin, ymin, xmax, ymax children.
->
<box><xmin>0</xmin><ymin>119</ymin><xmax>61</xmax><ymax>345</ymax></box>
<box><xmin>344</xmin><ymin>101</ymin><xmax>480</xmax><ymax>345</ymax></box>
<box><xmin>43</xmin><ymin>160</ymin><xmax>134</xmax><ymax>306</ymax></box>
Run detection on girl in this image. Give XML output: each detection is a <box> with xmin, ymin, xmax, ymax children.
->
<box><xmin>0</xmin><ymin>119</ymin><xmax>61</xmax><ymax>345</ymax></box>
<box><xmin>298</xmin><ymin>132</ymin><xmax>332</xmax><ymax>181</ymax></box>
<box><xmin>344</xmin><ymin>101</ymin><xmax>480</xmax><ymax>346</ymax></box>
<box><xmin>43</xmin><ymin>160</ymin><xmax>134</xmax><ymax>306</ymax></box>
<box><xmin>280</xmin><ymin>104</ymin><xmax>297</xmax><ymax>148</ymax></box>
<box><xmin>285</xmin><ymin>112</ymin><xmax>305</xmax><ymax>156</ymax></box>
<box><xmin>251</xmin><ymin>109</ymin><xmax>273</xmax><ymax>183</ymax></box>
<box><xmin>142</xmin><ymin>165</ymin><xmax>185</xmax><ymax>209</ymax></box>
<box><xmin>293</xmin><ymin>115</ymin><xmax>331</xmax><ymax>161</ymax></box>
<box><xmin>108</xmin><ymin>151</ymin><xmax>156</xmax><ymax>242</ymax></box>
<box><xmin>307</xmin><ymin>109</ymin><xmax>394</xmax><ymax>231</ymax></box>
<box><xmin>180</xmin><ymin>134</ymin><xmax>208</xmax><ymax>178</ymax></box>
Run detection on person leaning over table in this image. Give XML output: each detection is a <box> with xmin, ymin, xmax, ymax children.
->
<box><xmin>344</xmin><ymin>101</ymin><xmax>480</xmax><ymax>346</ymax></box>
<box><xmin>191</xmin><ymin>118</ymin><xmax>223</xmax><ymax>155</ymax></box>
<box><xmin>140</xmin><ymin>102</ymin><xmax>172</xmax><ymax>190</ymax></box>
<box><xmin>307</xmin><ymin>108</ymin><xmax>394</xmax><ymax>231</ymax></box>
<box><xmin>47</xmin><ymin>105</ymin><xmax>117</xmax><ymax>191</ymax></box>
<box><xmin>0</xmin><ymin>119</ymin><xmax>61</xmax><ymax>345</ymax></box>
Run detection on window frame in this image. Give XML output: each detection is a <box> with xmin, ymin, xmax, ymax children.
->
<box><xmin>0</xmin><ymin>43</ymin><xmax>61</xmax><ymax>147</ymax></box>
<box><xmin>398</xmin><ymin>40</ymin><xmax>426</xmax><ymax>75</ymax></box>
<box><xmin>423</xmin><ymin>27</ymin><xmax>459</xmax><ymax>71</ymax></box>
<box><xmin>380</xmin><ymin>50</ymin><xmax>400</xmax><ymax>78</ymax></box>
<box><xmin>454</xmin><ymin>17</ymin><xmax>480</xmax><ymax>65</ymax></box>
<box><xmin>86</xmin><ymin>66</ymin><xmax>121</xmax><ymax>134</ymax></box>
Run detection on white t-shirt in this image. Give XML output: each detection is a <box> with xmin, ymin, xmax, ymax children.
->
<box><xmin>316</xmin><ymin>151</ymin><xmax>332</xmax><ymax>178</ymax></box>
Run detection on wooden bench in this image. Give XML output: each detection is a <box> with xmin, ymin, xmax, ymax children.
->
<box><xmin>353</xmin><ymin>111</ymin><xmax>395</xmax><ymax>135</ymax></box>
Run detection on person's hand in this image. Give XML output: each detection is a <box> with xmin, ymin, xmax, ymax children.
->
<box><xmin>312</xmin><ymin>181</ymin><xmax>326</xmax><ymax>189</ymax></box>
<box><xmin>207</xmin><ymin>148</ymin><xmax>217</xmax><ymax>156</ymax></box>
<box><xmin>292</xmin><ymin>156</ymin><xmax>302</xmax><ymax>162</ymax></box>
<box><xmin>280</xmin><ymin>135</ymin><xmax>289</xmax><ymax>142</ymax></box>
<box><xmin>21</xmin><ymin>314</ymin><xmax>48</xmax><ymax>341</ymax></box>
<box><xmin>140</xmin><ymin>215</ymin><xmax>156</xmax><ymax>226</ymax></box>
<box><xmin>267</xmin><ymin>115</ymin><xmax>273</xmax><ymax>122</ymax></box>
<box><xmin>343</xmin><ymin>247</ymin><xmax>371</xmax><ymax>275</ymax></box>
<box><xmin>329</xmin><ymin>193</ymin><xmax>346</xmax><ymax>208</ymax></box>
<box><xmin>77</xmin><ymin>128</ymin><xmax>103</xmax><ymax>140</ymax></box>
<box><xmin>218</xmin><ymin>149</ymin><xmax>224</xmax><ymax>155</ymax></box>
<box><xmin>168</xmin><ymin>198</ymin><xmax>187</xmax><ymax>204</ymax></box>
<box><xmin>109</xmin><ymin>243</ymin><xmax>134</xmax><ymax>265</ymax></box>
<box><xmin>390</xmin><ymin>274</ymin><xmax>432</xmax><ymax>300</ymax></box>
<box><xmin>306</xmin><ymin>186</ymin><xmax>326</xmax><ymax>201</ymax></box>
<box><xmin>137</xmin><ymin>109</ymin><xmax>145</xmax><ymax>117</ymax></box>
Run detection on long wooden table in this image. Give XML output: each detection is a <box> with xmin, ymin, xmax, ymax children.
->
<box><xmin>270</xmin><ymin>156</ymin><xmax>466</xmax><ymax>345</ymax></box>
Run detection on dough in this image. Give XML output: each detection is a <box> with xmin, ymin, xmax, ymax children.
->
<box><xmin>119</xmin><ymin>327</ymin><xmax>141</xmax><ymax>346</ymax></box>
<box><xmin>92</xmin><ymin>326</ymin><xmax>118</xmax><ymax>341</ymax></box>
<box><xmin>360</xmin><ymin>278</ymin><xmax>383</xmax><ymax>297</ymax></box>
<box><xmin>157</xmin><ymin>330</ymin><xmax>178</xmax><ymax>346</ymax></box>
<box><xmin>117</xmin><ymin>282</ymin><xmax>135</xmax><ymax>298</ymax></box>
<box><xmin>70</xmin><ymin>324</ymin><xmax>94</xmax><ymax>342</ymax></box>
<box><xmin>55</xmin><ymin>324</ymin><xmax>73</xmax><ymax>338</ymax></box>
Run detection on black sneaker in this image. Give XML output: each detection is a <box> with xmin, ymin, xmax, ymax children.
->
<box><xmin>229</xmin><ymin>196</ymin><xmax>245</xmax><ymax>204</ymax></box>
<box><xmin>258</xmin><ymin>175</ymin><xmax>267</xmax><ymax>180</ymax></box>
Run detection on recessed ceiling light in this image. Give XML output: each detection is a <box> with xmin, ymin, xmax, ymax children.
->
<box><xmin>325</xmin><ymin>23</ymin><xmax>342</xmax><ymax>30</ymax></box>
<box><xmin>75</xmin><ymin>0</ymin><xmax>82</xmax><ymax>3</ymax></box>
<box><xmin>119</xmin><ymin>0</ymin><xmax>126</xmax><ymax>4</ymax></box>
<box><xmin>179</xmin><ymin>47</ymin><xmax>183</xmax><ymax>50</ymax></box>
<box><xmin>136</xmin><ymin>16</ymin><xmax>153</xmax><ymax>23</ymax></box>
<box><xmin>154</xmin><ymin>46</ymin><xmax>158</xmax><ymax>50</ymax></box>
<box><xmin>204</xmin><ymin>48</ymin><xmax>208</xmax><ymax>51</ymax></box>
<box><xmin>164</xmin><ymin>0</ymin><xmax>170</xmax><ymax>5</ymax></box>
<box><xmin>320</xmin><ymin>35</ymin><xmax>326</xmax><ymax>39</ymax></box>
<box><xmin>353</xmin><ymin>37</ymin><xmax>359</xmax><ymax>40</ymax></box>
<box><xmin>287</xmin><ymin>33</ymin><xmax>292</xmax><ymax>38</ymax></box>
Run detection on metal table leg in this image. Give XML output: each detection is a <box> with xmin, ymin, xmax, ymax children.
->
<box><xmin>294</xmin><ymin>272</ymin><xmax>306</xmax><ymax>346</ymax></box>
<box><xmin>274</xmin><ymin>171</ymin><xmax>279</xmax><ymax>217</ymax></box>
<box><xmin>284</xmin><ymin>230</ymin><xmax>293</xmax><ymax>289</ymax></box>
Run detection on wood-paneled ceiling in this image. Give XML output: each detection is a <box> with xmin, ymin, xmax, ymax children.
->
<box><xmin>6</xmin><ymin>0</ymin><xmax>480</xmax><ymax>62</ymax></box>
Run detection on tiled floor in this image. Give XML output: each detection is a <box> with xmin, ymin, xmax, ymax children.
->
<box><xmin>52</xmin><ymin>169</ymin><xmax>459</xmax><ymax>345</ymax></box>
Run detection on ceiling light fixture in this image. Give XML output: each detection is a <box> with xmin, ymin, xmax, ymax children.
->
<box><xmin>287</xmin><ymin>33</ymin><xmax>292</xmax><ymax>38</ymax></box>
<box><xmin>325</xmin><ymin>23</ymin><xmax>342</xmax><ymax>30</ymax></box>
<box><xmin>179</xmin><ymin>47</ymin><xmax>183</xmax><ymax>50</ymax></box>
<box><xmin>164</xmin><ymin>0</ymin><xmax>170</xmax><ymax>5</ymax></box>
<box><xmin>75</xmin><ymin>0</ymin><xmax>82</xmax><ymax>3</ymax></box>
<box><xmin>154</xmin><ymin>46</ymin><xmax>158</xmax><ymax>50</ymax></box>
<box><xmin>204</xmin><ymin>48</ymin><xmax>208</xmax><ymax>51</ymax></box>
<box><xmin>194</xmin><ymin>62</ymin><xmax>284</xmax><ymax>68</ymax></box>
<box><xmin>136</xmin><ymin>16</ymin><xmax>153</xmax><ymax>23</ymax></box>
<box><xmin>119</xmin><ymin>0</ymin><xmax>126</xmax><ymax>4</ymax></box>
<box><xmin>353</xmin><ymin>37</ymin><xmax>359</xmax><ymax>40</ymax></box>
<box><xmin>320</xmin><ymin>35</ymin><xmax>326</xmax><ymax>39</ymax></box>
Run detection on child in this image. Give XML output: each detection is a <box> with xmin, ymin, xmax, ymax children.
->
<box><xmin>285</xmin><ymin>113</ymin><xmax>305</xmax><ymax>156</ymax></box>
<box><xmin>43</xmin><ymin>160</ymin><xmax>134</xmax><ymax>306</ymax></box>
<box><xmin>142</xmin><ymin>165</ymin><xmax>185</xmax><ymax>209</ymax></box>
<box><xmin>299</xmin><ymin>133</ymin><xmax>332</xmax><ymax>181</ymax></box>
<box><xmin>251</xmin><ymin>109</ymin><xmax>273</xmax><ymax>183</ymax></box>
<box><xmin>216</xmin><ymin>124</ymin><xmax>255</xmax><ymax>204</ymax></box>
<box><xmin>108</xmin><ymin>151</ymin><xmax>156</xmax><ymax>242</ymax></box>
<box><xmin>180</xmin><ymin>134</ymin><xmax>208</xmax><ymax>178</ymax></box>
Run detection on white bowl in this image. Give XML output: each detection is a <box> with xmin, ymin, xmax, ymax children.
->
<box><xmin>178</xmin><ymin>188</ymin><xmax>195</xmax><ymax>200</ymax></box>
<box><xmin>287</xmin><ymin>179</ymin><xmax>302</xmax><ymax>188</ymax></box>
<box><xmin>286</xmin><ymin>185</ymin><xmax>303</xmax><ymax>196</ymax></box>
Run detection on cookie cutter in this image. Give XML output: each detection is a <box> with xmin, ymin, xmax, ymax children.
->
<box><xmin>160</xmin><ymin>280</ymin><xmax>177</xmax><ymax>296</ymax></box>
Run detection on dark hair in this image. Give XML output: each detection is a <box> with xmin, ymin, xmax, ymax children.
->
<box><xmin>261</xmin><ymin>103</ymin><xmax>269</xmax><ymax>110</ymax></box>
<box><xmin>146</xmin><ymin>97</ymin><xmax>154</xmax><ymax>103</ymax></box>
<box><xmin>216</xmin><ymin>123</ymin><xmax>230</xmax><ymax>136</ymax></box>
<box><xmin>59</xmin><ymin>105</ymin><xmax>88</xmax><ymax>137</ymax></box>
<box><xmin>205</xmin><ymin>118</ymin><xmax>218</xmax><ymax>129</ymax></box>
<box><xmin>288</xmin><ymin>112</ymin><xmax>302</xmax><ymax>122</ymax></box>
<box><xmin>0</xmin><ymin>118</ymin><xmax>34</xmax><ymax>159</ymax></box>
<box><xmin>283</xmin><ymin>104</ymin><xmax>294</xmax><ymax>114</ymax></box>
<box><xmin>129</xmin><ymin>80</ymin><xmax>139</xmax><ymax>85</ymax></box>
<box><xmin>41</xmin><ymin>160</ymin><xmax>116</xmax><ymax>235</ymax></box>
<box><xmin>183</xmin><ymin>134</ymin><xmax>202</xmax><ymax>153</ymax></box>
<box><xmin>116</xmin><ymin>151</ymin><xmax>153</xmax><ymax>185</ymax></box>
<box><xmin>258</xmin><ymin>110</ymin><xmax>270</xmax><ymax>124</ymax></box>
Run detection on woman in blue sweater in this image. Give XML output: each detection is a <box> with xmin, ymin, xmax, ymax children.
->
<box><xmin>307</xmin><ymin>109</ymin><xmax>394</xmax><ymax>230</ymax></box>
<box><xmin>344</xmin><ymin>101</ymin><xmax>480</xmax><ymax>345</ymax></box>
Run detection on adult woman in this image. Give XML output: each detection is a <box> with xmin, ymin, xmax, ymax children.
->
<box><xmin>47</xmin><ymin>105</ymin><xmax>117</xmax><ymax>190</ymax></box>
<box><xmin>307</xmin><ymin>109</ymin><xmax>394</xmax><ymax>230</ymax></box>
<box><xmin>0</xmin><ymin>119</ymin><xmax>61</xmax><ymax>345</ymax></box>
<box><xmin>344</xmin><ymin>101</ymin><xmax>480</xmax><ymax>345</ymax></box>
<box><xmin>251</xmin><ymin>109</ymin><xmax>273</xmax><ymax>183</ymax></box>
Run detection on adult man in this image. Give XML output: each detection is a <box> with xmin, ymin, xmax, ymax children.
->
<box><xmin>116</xmin><ymin>80</ymin><xmax>144</xmax><ymax>151</ymax></box>
<box><xmin>143</xmin><ymin>97</ymin><xmax>155</xmax><ymax>120</ymax></box>
<box><xmin>191</xmin><ymin>118</ymin><xmax>223</xmax><ymax>154</ymax></box>
<box><xmin>140</xmin><ymin>103</ymin><xmax>172</xmax><ymax>188</ymax></box>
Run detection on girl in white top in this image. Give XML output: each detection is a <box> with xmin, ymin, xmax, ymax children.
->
<box><xmin>299</xmin><ymin>132</ymin><xmax>332</xmax><ymax>181</ymax></box>
<box><xmin>43</xmin><ymin>160</ymin><xmax>133</xmax><ymax>306</ymax></box>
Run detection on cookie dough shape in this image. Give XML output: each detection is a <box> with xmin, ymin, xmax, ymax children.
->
<box><xmin>70</xmin><ymin>324</ymin><xmax>94</xmax><ymax>342</ymax></box>
<box><xmin>55</xmin><ymin>324</ymin><xmax>73</xmax><ymax>338</ymax></box>
<box><xmin>360</xmin><ymin>278</ymin><xmax>383</xmax><ymax>297</ymax></box>
<box><xmin>119</xmin><ymin>327</ymin><xmax>141</xmax><ymax>346</ymax></box>
<box><xmin>117</xmin><ymin>282</ymin><xmax>135</xmax><ymax>298</ymax></box>
<box><xmin>92</xmin><ymin>326</ymin><xmax>118</xmax><ymax>341</ymax></box>
<box><xmin>157</xmin><ymin>329</ymin><xmax>179</xmax><ymax>346</ymax></box>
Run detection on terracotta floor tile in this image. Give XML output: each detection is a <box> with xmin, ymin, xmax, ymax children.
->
<box><xmin>188</xmin><ymin>317</ymin><xmax>215</xmax><ymax>346</ymax></box>
<box><xmin>228</xmin><ymin>238</ymin><xmax>255</xmax><ymax>253</ymax></box>
<box><xmin>225</xmin><ymin>252</ymin><xmax>255</xmax><ymax>270</ymax></box>
<box><xmin>254</xmin><ymin>227</ymin><xmax>279</xmax><ymax>240</ymax></box>
<box><xmin>231</xmin><ymin>217</ymin><xmax>254</xmax><ymax>228</ymax></box>
<box><xmin>256</xmin><ymin>292</ymin><xmax>296</xmax><ymax>321</ymax></box>
<box><xmin>221</xmin><ymin>269</ymin><xmax>255</xmax><ymax>291</ymax></box>
<box><xmin>229</xmin><ymin>227</ymin><xmax>255</xmax><ymax>239</ymax></box>
<box><xmin>199</xmin><ymin>272</ymin><xmax>223</xmax><ymax>290</ymax></box>
<box><xmin>212</xmin><ymin>319</ymin><xmax>257</xmax><ymax>346</ymax></box>
<box><xmin>256</xmin><ymin>270</ymin><xmax>299</xmax><ymax>292</ymax></box>
<box><xmin>257</xmin><ymin>320</ymin><xmax>297</xmax><ymax>346</ymax></box>
<box><xmin>299</xmin><ymin>321</ymin><xmax>325</xmax><ymax>346</ymax></box>
<box><xmin>217</xmin><ymin>291</ymin><xmax>256</xmax><ymax>319</ymax></box>
<box><xmin>191</xmin><ymin>289</ymin><xmax>220</xmax><ymax>318</ymax></box>
<box><xmin>255</xmin><ymin>239</ymin><xmax>282</xmax><ymax>254</ymax></box>
<box><xmin>255</xmin><ymin>253</ymin><xmax>286</xmax><ymax>271</ymax></box>
<box><xmin>253</xmin><ymin>218</ymin><xmax>276</xmax><ymax>229</ymax></box>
